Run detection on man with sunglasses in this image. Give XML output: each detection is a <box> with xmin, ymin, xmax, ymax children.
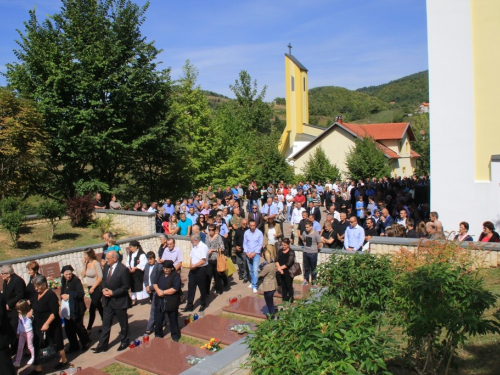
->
<box><xmin>344</xmin><ymin>216</ymin><xmax>365</xmax><ymax>252</ymax></box>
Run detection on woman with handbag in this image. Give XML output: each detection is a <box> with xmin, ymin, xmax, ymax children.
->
<box><xmin>263</xmin><ymin>218</ymin><xmax>282</xmax><ymax>260</ymax></box>
<box><xmin>205</xmin><ymin>224</ymin><xmax>227</xmax><ymax>296</ymax></box>
<box><xmin>31</xmin><ymin>275</ymin><xmax>67</xmax><ymax>373</ymax></box>
<box><xmin>152</xmin><ymin>260</ymin><xmax>181</xmax><ymax>341</ymax></box>
<box><xmin>81</xmin><ymin>248</ymin><xmax>103</xmax><ymax>334</ymax></box>
<box><xmin>258</xmin><ymin>250</ymin><xmax>278</xmax><ymax>319</ymax></box>
<box><xmin>60</xmin><ymin>265</ymin><xmax>90</xmax><ymax>353</ymax></box>
<box><xmin>275</xmin><ymin>238</ymin><xmax>296</xmax><ymax>303</ymax></box>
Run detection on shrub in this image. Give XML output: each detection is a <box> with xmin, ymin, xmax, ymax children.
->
<box><xmin>390</xmin><ymin>240</ymin><xmax>500</xmax><ymax>375</ymax></box>
<box><xmin>246</xmin><ymin>296</ymin><xmax>392</xmax><ymax>375</ymax></box>
<box><xmin>66</xmin><ymin>195</ymin><xmax>94</xmax><ymax>227</ymax></box>
<box><xmin>90</xmin><ymin>214</ymin><xmax>114</xmax><ymax>237</ymax></box>
<box><xmin>317</xmin><ymin>252</ymin><xmax>393</xmax><ymax>312</ymax></box>
<box><xmin>1</xmin><ymin>211</ymin><xmax>25</xmax><ymax>246</ymax></box>
<box><xmin>0</xmin><ymin>197</ymin><xmax>20</xmax><ymax>215</ymax></box>
<box><xmin>37</xmin><ymin>200</ymin><xmax>67</xmax><ymax>242</ymax></box>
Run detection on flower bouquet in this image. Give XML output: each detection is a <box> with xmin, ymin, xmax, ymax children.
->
<box><xmin>201</xmin><ymin>338</ymin><xmax>221</xmax><ymax>352</ymax></box>
<box><xmin>47</xmin><ymin>276</ymin><xmax>61</xmax><ymax>289</ymax></box>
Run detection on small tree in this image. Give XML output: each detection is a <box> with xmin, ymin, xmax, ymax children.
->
<box><xmin>345</xmin><ymin>137</ymin><xmax>392</xmax><ymax>181</ymax></box>
<box><xmin>37</xmin><ymin>200</ymin><xmax>66</xmax><ymax>242</ymax></box>
<box><xmin>301</xmin><ymin>146</ymin><xmax>341</xmax><ymax>182</ymax></box>
<box><xmin>1</xmin><ymin>211</ymin><xmax>25</xmax><ymax>247</ymax></box>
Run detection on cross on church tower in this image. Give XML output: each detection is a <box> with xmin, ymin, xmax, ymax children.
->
<box><xmin>288</xmin><ymin>43</ymin><xmax>292</xmax><ymax>55</ymax></box>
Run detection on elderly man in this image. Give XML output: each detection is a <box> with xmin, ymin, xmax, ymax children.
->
<box><xmin>1</xmin><ymin>265</ymin><xmax>26</xmax><ymax>354</ymax></box>
<box><xmin>426</xmin><ymin>222</ymin><xmax>444</xmax><ymax>240</ymax></box>
<box><xmin>183</xmin><ymin>234</ymin><xmax>209</xmax><ymax>312</ymax></box>
<box><xmin>344</xmin><ymin>216</ymin><xmax>365</xmax><ymax>251</ymax></box>
<box><xmin>261</xmin><ymin>197</ymin><xmax>278</xmax><ymax>222</ymax></box>
<box><xmin>93</xmin><ymin>193</ymin><xmax>106</xmax><ymax>209</ymax></box>
<box><xmin>93</xmin><ymin>251</ymin><xmax>131</xmax><ymax>353</ymax></box>
<box><xmin>243</xmin><ymin>220</ymin><xmax>263</xmax><ymax>293</ymax></box>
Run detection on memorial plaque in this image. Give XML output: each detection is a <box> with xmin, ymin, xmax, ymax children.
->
<box><xmin>181</xmin><ymin>314</ymin><xmax>255</xmax><ymax>346</ymax></box>
<box><xmin>222</xmin><ymin>296</ymin><xmax>278</xmax><ymax>320</ymax></box>
<box><xmin>115</xmin><ymin>337</ymin><xmax>214</xmax><ymax>375</ymax></box>
<box><xmin>40</xmin><ymin>262</ymin><xmax>61</xmax><ymax>278</ymax></box>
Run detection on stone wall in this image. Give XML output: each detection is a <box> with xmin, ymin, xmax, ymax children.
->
<box><xmin>94</xmin><ymin>209</ymin><xmax>156</xmax><ymax>236</ymax></box>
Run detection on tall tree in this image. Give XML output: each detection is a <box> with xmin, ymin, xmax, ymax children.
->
<box><xmin>345</xmin><ymin>137</ymin><xmax>392</xmax><ymax>181</ymax></box>
<box><xmin>301</xmin><ymin>146</ymin><xmax>340</xmax><ymax>183</ymax></box>
<box><xmin>5</xmin><ymin>0</ymin><xmax>172</xmax><ymax>198</ymax></box>
<box><xmin>409</xmin><ymin>114</ymin><xmax>430</xmax><ymax>176</ymax></box>
<box><xmin>0</xmin><ymin>88</ymin><xmax>49</xmax><ymax>199</ymax></box>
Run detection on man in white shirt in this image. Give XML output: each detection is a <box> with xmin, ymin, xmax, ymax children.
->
<box><xmin>285</xmin><ymin>192</ymin><xmax>294</xmax><ymax>222</ymax></box>
<box><xmin>290</xmin><ymin>202</ymin><xmax>306</xmax><ymax>245</ymax></box>
<box><xmin>344</xmin><ymin>216</ymin><xmax>365</xmax><ymax>251</ymax></box>
<box><xmin>328</xmin><ymin>205</ymin><xmax>341</xmax><ymax>221</ymax></box>
<box><xmin>183</xmin><ymin>234</ymin><xmax>209</xmax><ymax>312</ymax></box>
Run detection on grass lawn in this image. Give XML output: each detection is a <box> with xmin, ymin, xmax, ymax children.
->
<box><xmin>386</xmin><ymin>267</ymin><xmax>500</xmax><ymax>375</ymax></box>
<box><xmin>0</xmin><ymin>220</ymin><xmax>108</xmax><ymax>261</ymax></box>
<box><xmin>102</xmin><ymin>362</ymin><xmax>153</xmax><ymax>375</ymax></box>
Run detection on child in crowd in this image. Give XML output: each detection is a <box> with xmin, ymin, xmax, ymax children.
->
<box><xmin>106</xmin><ymin>236</ymin><xmax>123</xmax><ymax>262</ymax></box>
<box><xmin>14</xmin><ymin>300</ymin><xmax>35</xmax><ymax>367</ymax></box>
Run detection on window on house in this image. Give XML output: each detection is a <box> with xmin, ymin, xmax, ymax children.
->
<box><xmin>291</xmin><ymin>76</ymin><xmax>295</xmax><ymax>91</ymax></box>
<box><xmin>406</xmin><ymin>141</ymin><xmax>409</xmax><ymax>154</ymax></box>
<box><xmin>303</xmin><ymin>77</ymin><xmax>306</xmax><ymax>91</ymax></box>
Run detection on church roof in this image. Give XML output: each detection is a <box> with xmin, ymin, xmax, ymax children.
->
<box><xmin>285</xmin><ymin>54</ymin><xmax>308</xmax><ymax>72</ymax></box>
<box><xmin>295</xmin><ymin>133</ymin><xmax>316</xmax><ymax>142</ymax></box>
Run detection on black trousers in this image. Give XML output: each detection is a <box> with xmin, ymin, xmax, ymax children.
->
<box><xmin>0</xmin><ymin>348</ymin><xmax>15</xmax><ymax>375</ymax></box>
<box><xmin>206</xmin><ymin>262</ymin><xmax>227</xmax><ymax>295</ymax></box>
<box><xmin>87</xmin><ymin>286</ymin><xmax>103</xmax><ymax>330</ymax></box>
<box><xmin>187</xmin><ymin>266</ymin><xmax>207</xmax><ymax>309</ymax></box>
<box><xmin>154</xmin><ymin>304</ymin><xmax>180</xmax><ymax>341</ymax></box>
<box><xmin>279</xmin><ymin>272</ymin><xmax>294</xmax><ymax>302</ymax></box>
<box><xmin>65</xmin><ymin>315</ymin><xmax>90</xmax><ymax>350</ymax></box>
<box><xmin>97</xmin><ymin>306</ymin><xmax>129</xmax><ymax>349</ymax></box>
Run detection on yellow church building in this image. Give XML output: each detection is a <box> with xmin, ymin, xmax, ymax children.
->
<box><xmin>279</xmin><ymin>52</ymin><xmax>419</xmax><ymax>178</ymax></box>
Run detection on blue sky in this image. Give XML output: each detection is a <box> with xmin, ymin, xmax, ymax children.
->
<box><xmin>0</xmin><ymin>0</ymin><xmax>428</xmax><ymax>100</ymax></box>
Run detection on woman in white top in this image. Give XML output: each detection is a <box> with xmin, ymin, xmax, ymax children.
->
<box><xmin>127</xmin><ymin>240</ymin><xmax>149</xmax><ymax>304</ymax></box>
<box><xmin>263</xmin><ymin>218</ymin><xmax>283</xmax><ymax>260</ymax></box>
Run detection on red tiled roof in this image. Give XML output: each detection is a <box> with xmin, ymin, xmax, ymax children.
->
<box><xmin>342</xmin><ymin>122</ymin><xmax>412</xmax><ymax>141</ymax></box>
<box><xmin>375</xmin><ymin>142</ymin><xmax>400</xmax><ymax>159</ymax></box>
<box><xmin>410</xmin><ymin>150</ymin><xmax>421</xmax><ymax>158</ymax></box>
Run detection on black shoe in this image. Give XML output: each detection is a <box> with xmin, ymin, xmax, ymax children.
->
<box><xmin>183</xmin><ymin>306</ymin><xmax>194</xmax><ymax>312</ymax></box>
<box><xmin>117</xmin><ymin>343</ymin><xmax>128</xmax><ymax>351</ymax></box>
<box><xmin>92</xmin><ymin>346</ymin><xmax>108</xmax><ymax>353</ymax></box>
<box><xmin>54</xmin><ymin>361</ymin><xmax>69</xmax><ymax>370</ymax></box>
<box><xmin>243</xmin><ymin>279</ymin><xmax>249</xmax><ymax>283</ymax></box>
<box><xmin>199</xmin><ymin>305</ymin><xmax>206</xmax><ymax>312</ymax></box>
<box><xmin>81</xmin><ymin>342</ymin><xmax>91</xmax><ymax>352</ymax></box>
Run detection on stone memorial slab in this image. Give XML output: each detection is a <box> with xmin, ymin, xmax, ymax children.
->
<box><xmin>76</xmin><ymin>367</ymin><xmax>108</xmax><ymax>375</ymax></box>
<box><xmin>222</xmin><ymin>296</ymin><xmax>278</xmax><ymax>319</ymax></box>
<box><xmin>115</xmin><ymin>337</ymin><xmax>214</xmax><ymax>375</ymax></box>
<box><xmin>40</xmin><ymin>262</ymin><xmax>61</xmax><ymax>278</ymax></box>
<box><xmin>181</xmin><ymin>314</ymin><xmax>255</xmax><ymax>346</ymax></box>
<box><xmin>258</xmin><ymin>284</ymin><xmax>311</xmax><ymax>300</ymax></box>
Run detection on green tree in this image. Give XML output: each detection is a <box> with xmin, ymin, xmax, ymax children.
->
<box><xmin>409</xmin><ymin>113</ymin><xmax>430</xmax><ymax>175</ymax></box>
<box><xmin>301</xmin><ymin>146</ymin><xmax>340</xmax><ymax>182</ymax></box>
<box><xmin>0</xmin><ymin>197</ymin><xmax>25</xmax><ymax>246</ymax></box>
<box><xmin>0</xmin><ymin>88</ymin><xmax>49</xmax><ymax>199</ymax></box>
<box><xmin>253</xmin><ymin>129</ymin><xmax>294</xmax><ymax>185</ymax></box>
<box><xmin>37</xmin><ymin>200</ymin><xmax>66</xmax><ymax>242</ymax></box>
<box><xmin>345</xmin><ymin>137</ymin><xmax>392</xmax><ymax>181</ymax></box>
<box><xmin>5</xmin><ymin>0</ymin><xmax>172</xmax><ymax>198</ymax></box>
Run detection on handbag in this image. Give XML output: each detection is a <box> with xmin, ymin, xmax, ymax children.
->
<box><xmin>39</xmin><ymin>331</ymin><xmax>57</xmax><ymax>363</ymax></box>
<box><xmin>225</xmin><ymin>257</ymin><xmax>236</xmax><ymax>277</ymax></box>
<box><xmin>288</xmin><ymin>262</ymin><xmax>302</xmax><ymax>278</ymax></box>
<box><xmin>277</xmin><ymin>211</ymin><xmax>286</xmax><ymax>222</ymax></box>
<box><xmin>217</xmin><ymin>249</ymin><xmax>227</xmax><ymax>273</ymax></box>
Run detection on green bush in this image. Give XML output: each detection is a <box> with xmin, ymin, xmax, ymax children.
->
<box><xmin>0</xmin><ymin>197</ymin><xmax>20</xmax><ymax>215</ymax></box>
<box><xmin>246</xmin><ymin>296</ymin><xmax>391</xmax><ymax>375</ymax></box>
<box><xmin>1</xmin><ymin>211</ymin><xmax>25</xmax><ymax>246</ymax></box>
<box><xmin>317</xmin><ymin>252</ymin><xmax>393</xmax><ymax>312</ymax></box>
<box><xmin>37</xmin><ymin>200</ymin><xmax>66</xmax><ymax>242</ymax></box>
<box><xmin>391</xmin><ymin>262</ymin><xmax>500</xmax><ymax>375</ymax></box>
<box><xmin>90</xmin><ymin>214</ymin><xmax>114</xmax><ymax>237</ymax></box>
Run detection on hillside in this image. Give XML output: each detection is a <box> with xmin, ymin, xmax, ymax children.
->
<box><xmin>356</xmin><ymin>70</ymin><xmax>429</xmax><ymax>108</ymax></box>
<box><xmin>308</xmin><ymin>86</ymin><xmax>388</xmax><ymax>124</ymax></box>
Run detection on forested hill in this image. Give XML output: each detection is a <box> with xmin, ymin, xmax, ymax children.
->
<box><xmin>356</xmin><ymin>70</ymin><xmax>429</xmax><ymax>107</ymax></box>
<box><xmin>308</xmin><ymin>86</ymin><xmax>388</xmax><ymax>123</ymax></box>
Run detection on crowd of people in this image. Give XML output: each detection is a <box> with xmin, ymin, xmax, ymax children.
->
<box><xmin>1</xmin><ymin>176</ymin><xmax>499</xmax><ymax>374</ymax></box>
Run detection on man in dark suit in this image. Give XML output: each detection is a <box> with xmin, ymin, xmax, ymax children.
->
<box><xmin>144</xmin><ymin>251</ymin><xmax>163</xmax><ymax>334</ymax></box>
<box><xmin>0</xmin><ymin>293</ymin><xmax>16</xmax><ymax>375</ymax></box>
<box><xmin>1</xmin><ymin>265</ymin><xmax>26</xmax><ymax>354</ymax></box>
<box><xmin>306</xmin><ymin>201</ymin><xmax>321</xmax><ymax>223</ymax></box>
<box><xmin>93</xmin><ymin>251</ymin><xmax>131</xmax><ymax>353</ymax></box>
<box><xmin>248</xmin><ymin>204</ymin><xmax>265</xmax><ymax>231</ymax></box>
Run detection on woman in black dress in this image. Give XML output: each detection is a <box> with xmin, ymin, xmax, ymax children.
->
<box><xmin>275</xmin><ymin>238</ymin><xmax>295</xmax><ymax>303</ymax></box>
<box><xmin>31</xmin><ymin>275</ymin><xmax>67</xmax><ymax>374</ymax></box>
<box><xmin>152</xmin><ymin>260</ymin><xmax>181</xmax><ymax>341</ymax></box>
<box><xmin>60</xmin><ymin>265</ymin><xmax>90</xmax><ymax>353</ymax></box>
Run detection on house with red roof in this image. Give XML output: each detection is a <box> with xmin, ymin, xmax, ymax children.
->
<box><xmin>289</xmin><ymin>117</ymin><xmax>420</xmax><ymax>178</ymax></box>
